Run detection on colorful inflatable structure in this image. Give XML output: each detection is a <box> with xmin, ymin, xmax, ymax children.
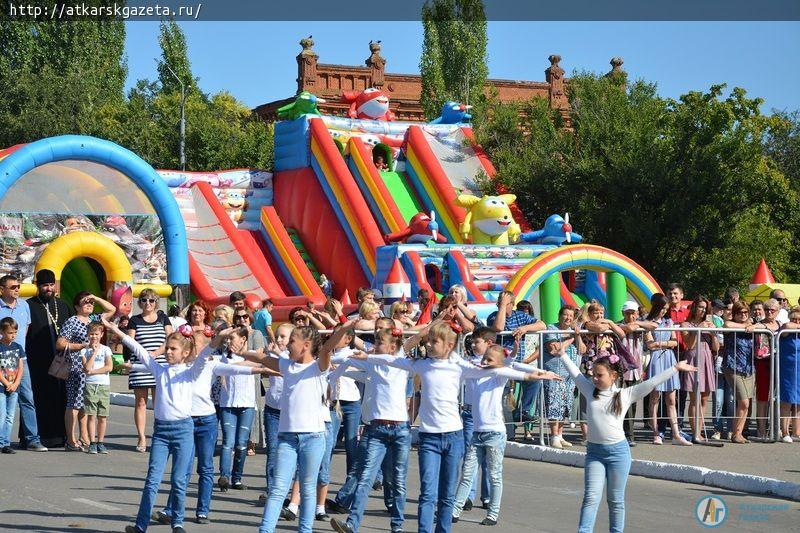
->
<box><xmin>0</xmin><ymin>86</ymin><xmax>662</xmax><ymax>323</ymax></box>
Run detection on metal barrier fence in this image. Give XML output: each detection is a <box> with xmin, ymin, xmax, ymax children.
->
<box><xmin>318</xmin><ymin>326</ymin><xmax>799</xmax><ymax>447</ymax></box>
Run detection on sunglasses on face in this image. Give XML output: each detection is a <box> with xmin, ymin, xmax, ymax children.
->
<box><xmin>80</xmin><ymin>299</ymin><xmax>93</xmax><ymax>305</ymax></box>
<box><xmin>235</xmin><ymin>314</ymin><xmax>250</xmax><ymax>320</ymax></box>
<box><xmin>140</xmin><ymin>298</ymin><xmax>157</xmax><ymax>304</ymax></box>
<box><xmin>775</xmin><ymin>297</ymin><xmax>787</xmax><ymax>302</ymax></box>
<box><xmin>4</xmin><ymin>285</ymin><xmax>20</xmax><ymax>290</ymax></box>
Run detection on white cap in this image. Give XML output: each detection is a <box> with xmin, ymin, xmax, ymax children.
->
<box><xmin>621</xmin><ymin>300</ymin><xmax>639</xmax><ymax>312</ymax></box>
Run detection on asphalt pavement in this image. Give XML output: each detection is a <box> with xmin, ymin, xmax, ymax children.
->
<box><xmin>1</xmin><ymin>404</ymin><xmax>798</xmax><ymax>532</ymax></box>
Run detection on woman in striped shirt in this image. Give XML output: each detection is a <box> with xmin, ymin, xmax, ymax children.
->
<box><xmin>126</xmin><ymin>289</ymin><xmax>173</xmax><ymax>452</ymax></box>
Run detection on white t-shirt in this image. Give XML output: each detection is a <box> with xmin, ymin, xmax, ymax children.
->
<box><xmin>277</xmin><ymin>357</ymin><xmax>329</xmax><ymax>433</ymax></box>
<box><xmin>367</xmin><ymin>352</ymin><xmax>526</xmax><ymax>433</ymax></box>
<box><xmin>81</xmin><ymin>345</ymin><xmax>113</xmax><ymax>385</ymax></box>
<box><xmin>461</xmin><ymin>354</ymin><xmax>483</xmax><ymax>406</ymax></box>
<box><xmin>123</xmin><ymin>336</ymin><xmax>210</xmax><ymax>421</ymax></box>
<box><xmin>343</xmin><ymin>356</ymin><xmax>409</xmax><ymax>423</ymax></box>
<box><xmin>561</xmin><ymin>354</ymin><xmax>678</xmax><ymax>444</ymax></box>
<box><xmin>131</xmin><ymin>355</ymin><xmax>256</xmax><ymax>417</ymax></box>
<box><xmin>331</xmin><ymin>348</ymin><xmax>361</xmax><ymax>402</ymax></box>
<box><xmin>218</xmin><ymin>353</ymin><xmax>257</xmax><ymax>408</ymax></box>
<box><xmin>264</xmin><ymin>351</ymin><xmax>287</xmax><ymax>410</ymax></box>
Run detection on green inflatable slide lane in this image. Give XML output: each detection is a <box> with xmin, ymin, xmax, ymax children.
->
<box><xmin>380</xmin><ymin>171</ymin><xmax>423</xmax><ymax>224</ymax></box>
<box><xmin>285</xmin><ymin>228</ymin><xmax>321</xmax><ymax>282</ymax></box>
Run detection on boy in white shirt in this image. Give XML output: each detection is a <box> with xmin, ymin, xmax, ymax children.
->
<box><xmin>80</xmin><ymin>322</ymin><xmax>113</xmax><ymax>454</ymax></box>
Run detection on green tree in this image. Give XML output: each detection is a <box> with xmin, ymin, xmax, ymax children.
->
<box><xmin>0</xmin><ymin>18</ymin><xmax>126</xmax><ymax>145</ymax></box>
<box><xmin>419</xmin><ymin>0</ymin><xmax>488</xmax><ymax>120</ymax></box>
<box><xmin>475</xmin><ymin>75</ymin><xmax>800</xmax><ymax>296</ymax></box>
<box><xmin>157</xmin><ymin>19</ymin><xmax>197</xmax><ymax>95</ymax></box>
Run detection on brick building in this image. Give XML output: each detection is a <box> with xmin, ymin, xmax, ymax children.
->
<box><xmin>254</xmin><ymin>37</ymin><xmax>626</xmax><ymax>123</ymax></box>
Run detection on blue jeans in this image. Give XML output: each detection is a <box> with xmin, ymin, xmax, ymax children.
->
<box><xmin>335</xmin><ymin>429</ymin><xmax>372</xmax><ymax>509</ymax></box>
<box><xmin>346</xmin><ymin>422</ymin><xmax>411</xmax><ymax>532</ymax></box>
<box><xmin>163</xmin><ymin>414</ymin><xmax>218</xmax><ymax>519</ymax></box>
<box><xmin>219</xmin><ymin>406</ymin><xmax>255</xmax><ymax>483</ymax></box>
<box><xmin>514</xmin><ymin>380</ymin><xmax>541</xmax><ymax>421</ymax></box>
<box><xmin>579</xmin><ymin>440</ymin><xmax>632</xmax><ymax>533</ymax></box>
<box><xmin>260</xmin><ymin>431</ymin><xmax>326</xmax><ymax>533</ymax></box>
<box><xmin>263</xmin><ymin>406</ymin><xmax>280</xmax><ymax>491</ymax></box>
<box><xmin>319</xmin><ymin>413</ymin><xmax>338</xmax><ymax>485</ymax></box>
<box><xmin>713</xmin><ymin>372</ymin><xmax>734</xmax><ymax>434</ymax></box>
<box><xmin>339</xmin><ymin>399</ymin><xmax>362</xmax><ymax>474</ymax></box>
<box><xmin>135</xmin><ymin>418</ymin><xmax>194</xmax><ymax>531</ymax></box>
<box><xmin>461</xmin><ymin>408</ymin><xmax>490</xmax><ymax>502</ymax></box>
<box><xmin>0</xmin><ymin>389</ymin><xmax>19</xmax><ymax>447</ymax></box>
<box><xmin>418</xmin><ymin>431</ymin><xmax>464</xmax><ymax>533</ymax></box>
<box><xmin>17</xmin><ymin>360</ymin><xmax>41</xmax><ymax>446</ymax></box>
<box><xmin>453</xmin><ymin>431</ymin><xmax>506</xmax><ymax>521</ymax></box>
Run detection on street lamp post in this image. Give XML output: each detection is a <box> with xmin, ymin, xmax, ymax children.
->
<box><xmin>163</xmin><ymin>63</ymin><xmax>186</xmax><ymax>170</ymax></box>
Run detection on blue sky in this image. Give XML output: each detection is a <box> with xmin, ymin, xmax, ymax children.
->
<box><xmin>124</xmin><ymin>21</ymin><xmax>799</xmax><ymax>113</ymax></box>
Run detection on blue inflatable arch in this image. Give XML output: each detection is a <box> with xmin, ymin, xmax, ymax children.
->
<box><xmin>0</xmin><ymin>135</ymin><xmax>189</xmax><ymax>284</ymax></box>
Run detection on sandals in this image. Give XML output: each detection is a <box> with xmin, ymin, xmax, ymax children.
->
<box><xmin>731</xmin><ymin>436</ymin><xmax>750</xmax><ymax>444</ymax></box>
<box><xmin>135</xmin><ymin>444</ymin><xmax>147</xmax><ymax>453</ymax></box>
<box><xmin>652</xmin><ymin>436</ymin><xmax>663</xmax><ymax>445</ymax></box>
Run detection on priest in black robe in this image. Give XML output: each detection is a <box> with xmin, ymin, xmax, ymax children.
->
<box><xmin>25</xmin><ymin>269</ymin><xmax>73</xmax><ymax>448</ymax></box>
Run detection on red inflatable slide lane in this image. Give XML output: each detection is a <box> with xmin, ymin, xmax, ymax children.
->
<box><xmin>273</xmin><ymin>168</ymin><xmax>371</xmax><ymax>296</ymax></box>
<box><xmin>188</xmin><ymin>181</ymin><xmax>308</xmax><ymax>310</ymax></box>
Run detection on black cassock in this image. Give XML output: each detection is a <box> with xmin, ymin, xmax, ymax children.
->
<box><xmin>24</xmin><ymin>295</ymin><xmax>73</xmax><ymax>448</ymax></box>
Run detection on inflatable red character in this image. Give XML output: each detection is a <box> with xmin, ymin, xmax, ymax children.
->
<box><xmin>341</xmin><ymin>88</ymin><xmax>395</xmax><ymax>121</ymax></box>
<box><xmin>385</xmin><ymin>212</ymin><xmax>447</xmax><ymax>244</ymax></box>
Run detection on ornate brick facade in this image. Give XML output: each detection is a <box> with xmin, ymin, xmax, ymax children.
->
<box><xmin>254</xmin><ymin>38</ymin><xmax>623</xmax><ymax>123</ymax></box>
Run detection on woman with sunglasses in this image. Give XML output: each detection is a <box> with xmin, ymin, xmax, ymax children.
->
<box><xmin>390</xmin><ymin>302</ymin><xmax>417</xmax><ymax>330</ymax></box>
<box><xmin>127</xmin><ymin>289</ymin><xmax>173</xmax><ymax>452</ymax></box>
<box><xmin>753</xmin><ymin>298</ymin><xmax>780</xmax><ymax>440</ymax></box>
<box><xmin>55</xmin><ymin>292</ymin><xmax>116</xmax><ymax>451</ymax></box>
<box><xmin>723</xmin><ymin>301</ymin><xmax>759</xmax><ymax>443</ymax></box>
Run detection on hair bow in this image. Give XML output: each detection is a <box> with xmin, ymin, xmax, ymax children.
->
<box><xmin>503</xmin><ymin>347</ymin><xmax>513</xmax><ymax>357</ymax></box>
<box><xmin>391</xmin><ymin>327</ymin><xmax>403</xmax><ymax>338</ymax></box>
<box><xmin>178</xmin><ymin>324</ymin><xmax>194</xmax><ymax>338</ymax></box>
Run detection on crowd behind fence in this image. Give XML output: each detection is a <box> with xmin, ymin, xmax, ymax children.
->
<box><xmin>332</xmin><ymin>325</ymin><xmax>800</xmax><ymax>447</ymax></box>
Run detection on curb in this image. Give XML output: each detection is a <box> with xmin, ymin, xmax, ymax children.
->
<box><xmin>109</xmin><ymin>397</ymin><xmax>800</xmax><ymax>501</ymax></box>
<box><xmin>504</xmin><ymin>442</ymin><xmax>800</xmax><ymax>501</ymax></box>
<box><xmin>110</xmin><ymin>392</ymin><xmax>151</xmax><ymax>409</ymax></box>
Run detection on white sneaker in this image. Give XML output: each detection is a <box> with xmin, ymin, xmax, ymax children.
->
<box><xmin>560</xmin><ymin>438</ymin><xmax>573</xmax><ymax>447</ymax></box>
<box><xmin>550</xmin><ymin>437</ymin><xmax>563</xmax><ymax>449</ymax></box>
<box><xmin>782</xmin><ymin>435</ymin><xmax>793</xmax><ymax>443</ymax></box>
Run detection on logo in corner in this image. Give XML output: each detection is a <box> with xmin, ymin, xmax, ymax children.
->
<box><xmin>696</xmin><ymin>495</ymin><xmax>728</xmax><ymax>528</ymax></box>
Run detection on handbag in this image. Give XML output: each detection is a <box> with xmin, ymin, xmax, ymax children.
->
<box><xmin>48</xmin><ymin>349</ymin><xmax>71</xmax><ymax>380</ymax></box>
<box><xmin>612</xmin><ymin>336</ymin><xmax>640</xmax><ymax>372</ymax></box>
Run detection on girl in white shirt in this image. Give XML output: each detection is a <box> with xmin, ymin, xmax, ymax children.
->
<box><xmin>133</xmin><ymin>326</ymin><xmax>272</xmax><ymax>525</ymax></box>
<box><xmin>330</xmin><ymin>328</ymin><xmax>412</xmax><ymax>533</ymax></box>
<box><xmin>452</xmin><ymin>344</ymin><xmax>558</xmax><ymax>526</ymax></box>
<box><xmin>103</xmin><ymin>319</ymin><xmax>211</xmax><ymax>533</ymax></box>
<box><xmin>350</xmin><ymin>321</ymin><xmax>541</xmax><ymax>533</ymax></box>
<box><xmin>255</xmin><ymin>322</ymin><xmax>355</xmax><ymax>533</ymax></box>
<box><xmin>217</xmin><ymin>327</ymin><xmax>257</xmax><ymax>491</ymax></box>
<box><xmin>553</xmin><ymin>348</ymin><xmax>696</xmax><ymax>533</ymax></box>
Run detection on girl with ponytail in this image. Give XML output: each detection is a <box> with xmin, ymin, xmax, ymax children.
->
<box><xmin>552</xmin><ymin>347</ymin><xmax>697</xmax><ymax>532</ymax></box>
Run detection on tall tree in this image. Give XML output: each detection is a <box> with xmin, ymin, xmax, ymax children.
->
<box><xmin>156</xmin><ymin>19</ymin><xmax>197</xmax><ymax>95</ymax></box>
<box><xmin>419</xmin><ymin>0</ymin><xmax>488</xmax><ymax>120</ymax></box>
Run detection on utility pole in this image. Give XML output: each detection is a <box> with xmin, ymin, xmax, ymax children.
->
<box><xmin>163</xmin><ymin>62</ymin><xmax>186</xmax><ymax>170</ymax></box>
